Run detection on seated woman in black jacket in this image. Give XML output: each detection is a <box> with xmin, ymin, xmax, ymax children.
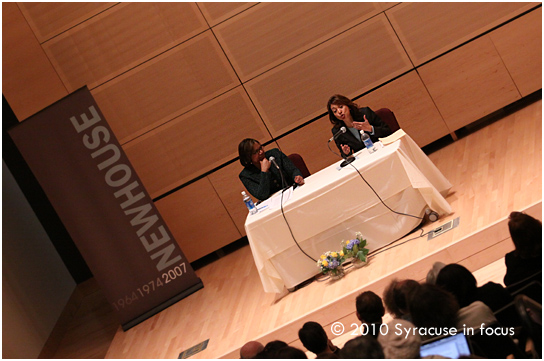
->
<box><xmin>504</xmin><ymin>211</ymin><xmax>542</xmax><ymax>286</ymax></box>
<box><xmin>238</xmin><ymin>138</ymin><xmax>304</xmax><ymax>201</ymax></box>
<box><xmin>327</xmin><ymin>94</ymin><xmax>393</xmax><ymax>158</ymax></box>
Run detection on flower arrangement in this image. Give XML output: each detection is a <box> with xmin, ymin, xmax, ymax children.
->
<box><xmin>317</xmin><ymin>250</ymin><xmax>346</xmax><ymax>277</ymax></box>
<box><xmin>342</xmin><ymin>232</ymin><xmax>369</xmax><ymax>264</ymax></box>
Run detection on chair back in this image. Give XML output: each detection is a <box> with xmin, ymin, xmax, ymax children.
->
<box><xmin>506</xmin><ymin>270</ymin><xmax>542</xmax><ymax>303</ymax></box>
<box><xmin>375</xmin><ymin>108</ymin><xmax>400</xmax><ymax>132</ymax></box>
<box><xmin>515</xmin><ymin>294</ymin><xmax>542</xmax><ymax>357</ymax></box>
<box><xmin>288</xmin><ymin>153</ymin><xmax>311</xmax><ymax>178</ymax></box>
<box><xmin>467</xmin><ymin>322</ymin><xmax>525</xmax><ymax>358</ymax></box>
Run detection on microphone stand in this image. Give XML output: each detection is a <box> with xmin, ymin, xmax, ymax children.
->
<box><xmin>271</xmin><ymin>157</ymin><xmax>289</xmax><ymax>190</ymax></box>
<box><xmin>277</xmin><ymin>163</ymin><xmax>289</xmax><ymax>190</ymax></box>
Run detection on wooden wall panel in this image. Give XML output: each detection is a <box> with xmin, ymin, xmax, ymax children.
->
<box><xmin>214</xmin><ymin>2</ymin><xmax>383</xmax><ymax>81</ymax></box>
<box><xmin>358</xmin><ymin>71</ymin><xmax>450</xmax><ymax>146</ymax></box>
<box><xmin>246</xmin><ymin>14</ymin><xmax>413</xmax><ymax>137</ymax></box>
<box><xmin>418</xmin><ymin>36</ymin><xmax>521</xmax><ymax>132</ymax></box>
<box><xmin>17</xmin><ymin>2</ymin><xmax>116</xmax><ymax>43</ymax></box>
<box><xmin>387</xmin><ymin>2</ymin><xmax>536</xmax><ymax>66</ymax></box>
<box><xmin>197</xmin><ymin>2</ymin><xmax>257</xmax><ymax>27</ymax></box>
<box><xmin>155</xmin><ymin>178</ymin><xmax>241</xmax><ymax>263</ymax></box>
<box><xmin>490</xmin><ymin>8</ymin><xmax>542</xmax><ymax>97</ymax></box>
<box><xmin>92</xmin><ymin>30</ymin><xmax>240</xmax><ymax>144</ymax></box>
<box><xmin>208</xmin><ymin>161</ymin><xmax>254</xmax><ymax>237</ymax></box>
<box><xmin>2</xmin><ymin>2</ymin><xmax>68</xmax><ymax>121</ymax></box>
<box><xmin>42</xmin><ymin>3</ymin><xmax>208</xmax><ymax>92</ymax></box>
<box><xmin>123</xmin><ymin>87</ymin><xmax>269</xmax><ymax>198</ymax></box>
<box><xmin>276</xmin><ymin>115</ymin><xmax>342</xmax><ymax>175</ymax></box>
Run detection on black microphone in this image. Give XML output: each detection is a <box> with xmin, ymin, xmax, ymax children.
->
<box><xmin>269</xmin><ymin>156</ymin><xmax>288</xmax><ymax>189</ymax></box>
<box><xmin>328</xmin><ymin>126</ymin><xmax>346</xmax><ymax>142</ymax></box>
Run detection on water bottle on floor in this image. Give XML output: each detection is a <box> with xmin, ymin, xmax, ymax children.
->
<box><xmin>361</xmin><ymin>131</ymin><xmax>377</xmax><ymax>153</ymax></box>
<box><xmin>242</xmin><ymin>191</ymin><xmax>257</xmax><ymax>214</ymax></box>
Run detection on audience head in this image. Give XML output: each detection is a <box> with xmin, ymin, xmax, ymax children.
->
<box><xmin>326</xmin><ymin>94</ymin><xmax>359</xmax><ymax>126</ymax></box>
<box><xmin>298</xmin><ymin>321</ymin><xmax>329</xmax><ymax>355</ymax></box>
<box><xmin>238</xmin><ymin>138</ymin><xmax>263</xmax><ymax>167</ymax></box>
<box><xmin>378</xmin><ymin>319</ymin><xmax>421</xmax><ymax>359</ymax></box>
<box><xmin>436</xmin><ymin>264</ymin><xmax>477</xmax><ymax>308</ymax></box>
<box><xmin>340</xmin><ymin>335</ymin><xmax>385</xmax><ymax>359</ymax></box>
<box><xmin>255</xmin><ymin>340</ymin><xmax>288</xmax><ymax>358</ymax></box>
<box><xmin>383</xmin><ymin>279</ymin><xmax>421</xmax><ymax>319</ymax></box>
<box><xmin>356</xmin><ymin>291</ymin><xmax>385</xmax><ymax>325</ymax></box>
<box><xmin>409</xmin><ymin>283</ymin><xmax>459</xmax><ymax>331</ymax></box>
<box><xmin>240</xmin><ymin>340</ymin><xmax>264</xmax><ymax>359</ymax></box>
<box><xmin>508</xmin><ymin>211</ymin><xmax>542</xmax><ymax>258</ymax></box>
<box><xmin>426</xmin><ymin>261</ymin><xmax>446</xmax><ymax>284</ymax></box>
<box><xmin>275</xmin><ymin>346</ymin><xmax>308</xmax><ymax>359</ymax></box>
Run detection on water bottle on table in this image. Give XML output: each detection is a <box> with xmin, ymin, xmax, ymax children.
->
<box><xmin>360</xmin><ymin>131</ymin><xmax>377</xmax><ymax>153</ymax></box>
<box><xmin>242</xmin><ymin>191</ymin><xmax>257</xmax><ymax>215</ymax></box>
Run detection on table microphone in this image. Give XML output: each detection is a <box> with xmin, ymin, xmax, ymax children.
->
<box><xmin>269</xmin><ymin>156</ymin><xmax>279</xmax><ymax>169</ymax></box>
<box><xmin>329</xmin><ymin>126</ymin><xmax>346</xmax><ymax>142</ymax></box>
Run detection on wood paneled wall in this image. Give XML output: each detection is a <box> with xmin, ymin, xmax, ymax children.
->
<box><xmin>3</xmin><ymin>3</ymin><xmax>541</xmax><ymax>263</ymax></box>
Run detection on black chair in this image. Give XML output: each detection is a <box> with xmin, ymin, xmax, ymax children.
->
<box><xmin>287</xmin><ymin>153</ymin><xmax>310</xmax><ymax>178</ymax></box>
<box><xmin>506</xmin><ymin>270</ymin><xmax>542</xmax><ymax>303</ymax></box>
<box><xmin>374</xmin><ymin>108</ymin><xmax>400</xmax><ymax>133</ymax></box>
<box><xmin>515</xmin><ymin>294</ymin><xmax>542</xmax><ymax>358</ymax></box>
<box><xmin>467</xmin><ymin>322</ymin><xmax>526</xmax><ymax>359</ymax></box>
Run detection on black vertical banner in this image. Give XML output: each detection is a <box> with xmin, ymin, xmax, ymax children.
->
<box><xmin>8</xmin><ymin>87</ymin><xmax>203</xmax><ymax>330</ymax></box>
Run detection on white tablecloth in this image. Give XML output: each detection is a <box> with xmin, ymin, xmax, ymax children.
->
<box><xmin>245</xmin><ymin>132</ymin><xmax>452</xmax><ymax>293</ymax></box>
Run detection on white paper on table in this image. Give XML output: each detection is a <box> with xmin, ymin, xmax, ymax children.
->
<box><xmin>259</xmin><ymin>187</ymin><xmax>293</xmax><ymax>210</ymax></box>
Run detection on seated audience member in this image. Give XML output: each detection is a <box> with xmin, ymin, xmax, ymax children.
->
<box><xmin>504</xmin><ymin>211</ymin><xmax>542</xmax><ymax>286</ymax></box>
<box><xmin>326</xmin><ymin>94</ymin><xmax>392</xmax><ymax>158</ymax></box>
<box><xmin>340</xmin><ymin>335</ymin><xmax>385</xmax><ymax>359</ymax></box>
<box><xmin>425</xmin><ymin>261</ymin><xmax>446</xmax><ymax>285</ymax></box>
<box><xmin>378</xmin><ymin>319</ymin><xmax>421</xmax><ymax>359</ymax></box>
<box><xmin>383</xmin><ymin>279</ymin><xmax>421</xmax><ymax>321</ymax></box>
<box><xmin>238</xmin><ymin>138</ymin><xmax>304</xmax><ymax>201</ymax></box>
<box><xmin>355</xmin><ymin>291</ymin><xmax>386</xmax><ymax>338</ymax></box>
<box><xmin>255</xmin><ymin>340</ymin><xmax>288</xmax><ymax>358</ymax></box>
<box><xmin>298</xmin><ymin>322</ymin><xmax>340</xmax><ymax>357</ymax></box>
<box><xmin>436</xmin><ymin>263</ymin><xmax>513</xmax><ymax>312</ymax></box>
<box><xmin>455</xmin><ymin>300</ymin><xmax>498</xmax><ymax>330</ymax></box>
<box><xmin>408</xmin><ymin>283</ymin><xmax>459</xmax><ymax>339</ymax></box>
<box><xmin>240</xmin><ymin>340</ymin><xmax>264</xmax><ymax>359</ymax></box>
<box><xmin>275</xmin><ymin>346</ymin><xmax>308</xmax><ymax>359</ymax></box>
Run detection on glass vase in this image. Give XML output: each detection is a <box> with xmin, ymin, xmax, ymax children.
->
<box><xmin>351</xmin><ymin>257</ymin><xmax>368</xmax><ymax>269</ymax></box>
<box><xmin>330</xmin><ymin>266</ymin><xmax>345</xmax><ymax>280</ymax></box>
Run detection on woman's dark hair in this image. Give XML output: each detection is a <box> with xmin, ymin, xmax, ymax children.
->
<box><xmin>383</xmin><ymin>279</ymin><xmax>421</xmax><ymax>319</ymax></box>
<box><xmin>508</xmin><ymin>211</ymin><xmax>542</xmax><ymax>258</ymax></box>
<box><xmin>340</xmin><ymin>335</ymin><xmax>385</xmax><ymax>359</ymax></box>
<box><xmin>436</xmin><ymin>264</ymin><xmax>477</xmax><ymax>308</ymax></box>
<box><xmin>298</xmin><ymin>321</ymin><xmax>328</xmax><ymax>355</ymax></box>
<box><xmin>326</xmin><ymin>94</ymin><xmax>360</xmax><ymax>126</ymax></box>
<box><xmin>238</xmin><ymin>138</ymin><xmax>259</xmax><ymax>167</ymax></box>
<box><xmin>356</xmin><ymin>291</ymin><xmax>385</xmax><ymax>324</ymax></box>
<box><xmin>409</xmin><ymin>283</ymin><xmax>459</xmax><ymax>330</ymax></box>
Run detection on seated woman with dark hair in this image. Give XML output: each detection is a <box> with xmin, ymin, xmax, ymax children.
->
<box><xmin>326</xmin><ymin>94</ymin><xmax>392</xmax><ymax>158</ymax></box>
<box><xmin>504</xmin><ymin>211</ymin><xmax>542</xmax><ymax>286</ymax></box>
<box><xmin>355</xmin><ymin>291</ymin><xmax>385</xmax><ymax>338</ymax></box>
<box><xmin>436</xmin><ymin>263</ymin><xmax>513</xmax><ymax>312</ymax></box>
<box><xmin>383</xmin><ymin>279</ymin><xmax>421</xmax><ymax>322</ymax></box>
<box><xmin>238</xmin><ymin>138</ymin><xmax>304</xmax><ymax>201</ymax></box>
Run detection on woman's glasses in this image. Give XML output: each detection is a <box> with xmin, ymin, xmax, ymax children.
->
<box><xmin>252</xmin><ymin>145</ymin><xmax>264</xmax><ymax>155</ymax></box>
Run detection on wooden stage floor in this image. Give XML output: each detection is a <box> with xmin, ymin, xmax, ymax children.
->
<box><xmin>47</xmin><ymin>97</ymin><xmax>541</xmax><ymax>359</ymax></box>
